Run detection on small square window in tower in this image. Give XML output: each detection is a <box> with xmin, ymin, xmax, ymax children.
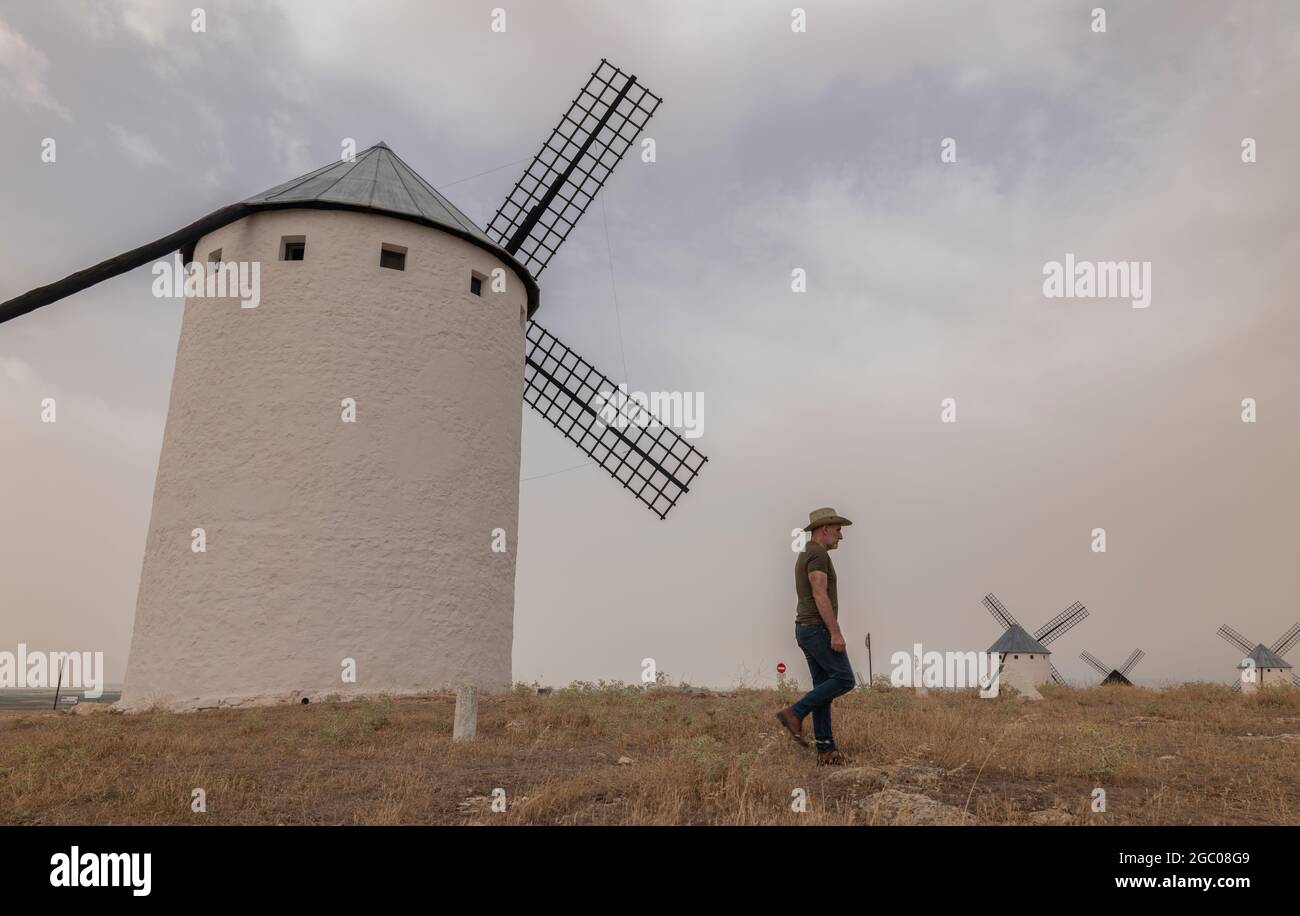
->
<box><xmin>280</xmin><ymin>236</ymin><xmax>305</xmax><ymax>261</ymax></box>
<box><xmin>380</xmin><ymin>244</ymin><xmax>406</xmax><ymax>271</ymax></box>
<box><xmin>470</xmin><ymin>272</ymin><xmax>484</xmax><ymax>296</ymax></box>
<box><xmin>208</xmin><ymin>249</ymin><xmax>222</xmax><ymax>265</ymax></box>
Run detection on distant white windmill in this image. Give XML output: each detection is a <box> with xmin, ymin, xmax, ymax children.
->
<box><xmin>982</xmin><ymin>593</ymin><xmax>1089</xmax><ymax>699</ymax></box>
<box><xmin>1217</xmin><ymin>623</ymin><xmax>1299</xmax><ymax>693</ymax></box>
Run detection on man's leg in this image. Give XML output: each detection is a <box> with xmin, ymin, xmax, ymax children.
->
<box><xmin>790</xmin><ymin>627</ymin><xmax>856</xmax><ymax>753</ymax></box>
<box><xmin>777</xmin><ymin>632</ymin><xmax>824</xmax><ymax>745</ymax></box>
<box><xmin>811</xmin><ymin>691</ymin><xmax>834</xmax><ymax>752</ymax></box>
<box><xmin>818</xmin><ymin>644</ymin><xmax>856</xmax><ymax>753</ymax></box>
<box><xmin>789</xmin><ymin>628</ymin><xmax>854</xmax><ymax>748</ymax></box>
<box><xmin>803</xmin><ymin>644</ymin><xmax>836</xmax><ymax>752</ymax></box>
<box><xmin>800</xmin><ymin>647</ymin><xmax>831</xmax><ymax>749</ymax></box>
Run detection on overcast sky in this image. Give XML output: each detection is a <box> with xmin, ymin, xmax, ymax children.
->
<box><xmin>2</xmin><ymin>0</ymin><xmax>1298</xmax><ymax>688</ymax></box>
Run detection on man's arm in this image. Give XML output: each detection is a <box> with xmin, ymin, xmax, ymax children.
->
<box><xmin>808</xmin><ymin>570</ymin><xmax>846</xmax><ymax>653</ymax></box>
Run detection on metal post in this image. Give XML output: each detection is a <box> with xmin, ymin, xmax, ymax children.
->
<box><xmin>52</xmin><ymin>659</ymin><xmax>65</xmax><ymax>710</ymax></box>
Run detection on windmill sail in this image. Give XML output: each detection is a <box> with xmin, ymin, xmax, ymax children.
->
<box><xmin>1034</xmin><ymin>601</ymin><xmax>1088</xmax><ymax>646</ymax></box>
<box><xmin>1217</xmin><ymin>624</ymin><xmax>1254</xmax><ymax>655</ymax></box>
<box><xmin>1118</xmin><ymin>648</ymin><xmax>1145</xmax><ymax>675</ymax></box>
<box><xmin>1270</xmin><ymin>622</ymin><xmax>1300</xmax><ymax>657</ymax></box>
<box><xmin>524</xmin><ymin>321</ymin><xmax>706</xmax><ymax>519</ymax></box>
<box><xmin>982</xmin><ymin>593</ymin><xmax>1018</xmax><ymax>630</ymax></box>
<box><xmin>487</xmin><ymin>59</ymin><xmax>662</xmax><ymax>278</ymax></box>
<box><xmin>1079</xmin><ymin>650</ymin><xmax>1110</xmax><ymax>676</ymax></box>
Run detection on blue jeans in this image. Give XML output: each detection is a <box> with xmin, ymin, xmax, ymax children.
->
<box><xmin>790</xmin><ymin>623</ymin><xmax>855</xmax><ymax>752</ymax></box>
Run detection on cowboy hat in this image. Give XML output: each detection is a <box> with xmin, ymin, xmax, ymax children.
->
<box><xmin>803</xmin><ymin>507</ymin><xmax>853</xmax><ymax>532</ymax></box>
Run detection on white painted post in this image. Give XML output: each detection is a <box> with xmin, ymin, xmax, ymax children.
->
<box><xmin>453</xmin><ymin>685</ymin><xmax>478</xmax><ymax>740</ymax></box>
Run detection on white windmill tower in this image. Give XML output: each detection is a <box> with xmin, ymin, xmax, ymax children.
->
<box><xmin>1217</xmin><ymin>623</ymin><xmax>1299</xmax><ymax>693</ymax></box>
<box><xmin>1079</xmin><ymin>649</ymin><xmax>1144</xmax><ymax>686</ymax></box>
<box><xmin>982</xmin><ymin>593</ymin><xmax>1089</xmax><ymax>699</ymax></box>
<box><xmin>1</xmin><ymin>61</ymin><xmax>707</xmax><ymax>713</ymax></box>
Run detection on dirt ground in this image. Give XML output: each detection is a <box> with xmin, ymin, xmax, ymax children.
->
<box><xmin>1</xmin><ymin>681</ymin><xmax>1297</xmax><ymax>825</ymax></box>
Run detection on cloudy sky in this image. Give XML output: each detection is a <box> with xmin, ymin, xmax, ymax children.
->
<box><xmin>1</xmin><ymin>0</ymin><xmax>1298</xmax><ymax>688</ymax></box>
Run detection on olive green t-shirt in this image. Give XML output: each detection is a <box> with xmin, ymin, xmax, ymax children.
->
<box><xmin>795</xmin><ymin>540</ymin><xmax>838</xmax><ymax>626</ymax></box>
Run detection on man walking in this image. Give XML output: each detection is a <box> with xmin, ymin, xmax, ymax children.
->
<box><xmin>776</xmin><ymin>507</ymin><xmax>856</xmax><ymax>765</ymax></box>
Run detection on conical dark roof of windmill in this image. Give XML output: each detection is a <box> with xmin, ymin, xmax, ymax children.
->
<box><xmin>1101</xmin><ymin>670</ymin><xmax>1132</xmax><ymax>685</ymax></box>
<box><xmin>989</xmin><ymin>623</ymin><xmax>1050</xmax><ymax>655</ymax></box>
<box><xmin>0</xmin><ymin>141</ymin><xmax>540</xmax><ymax>325</ymax></box>
<box><xmin>242</xmin><ymin>142</ymin><xmax>494</xmax><ymax>246</ymax></box>
<box><xmin>1246</xmin><ymin>644</ymin><xmax>1293</xmax><ymax>668</ymax></box>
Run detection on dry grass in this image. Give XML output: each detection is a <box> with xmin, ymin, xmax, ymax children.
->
<box><xmin>1</xmin><ymin>681</ymin><xmax>1298</xmax><ymax>825</ymax></box>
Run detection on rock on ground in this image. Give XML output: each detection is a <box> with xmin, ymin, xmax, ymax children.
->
<box><xmin>827</xmin><ymin>762</ymin><xmax>944</xmax><ymax>791</ymax></box>
<box><xmin>860</xmin><ymin>788</ymin><xmax>974</xmax><ymax>825</ymax></box>
<box><xmin>1026</xmin><ymin>807</ymin><xmax>1074</xmax><ymax>825</ymax></box>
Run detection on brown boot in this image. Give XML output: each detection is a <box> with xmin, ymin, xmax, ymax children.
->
<box><xmin>816</xmin><ymin>750</ymin><xmax>847</xmax><ymax>766</ymax></box>
<box><xmin>774</xmin><ymin>708</ymin><xmax>809</xmax><ymax>747</ymax></box>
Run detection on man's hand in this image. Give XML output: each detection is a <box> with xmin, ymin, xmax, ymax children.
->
<box><xmin>830</xmin><ymin>632</ymin><xmax>846</xmax><ymax>653</ymax></box>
